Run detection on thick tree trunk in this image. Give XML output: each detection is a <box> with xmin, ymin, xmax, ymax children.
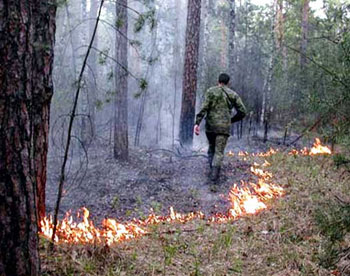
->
<box><xmin>179</xmin><ymin>0</ymin><xmax>201</xmax><ymax>146</ymax></box>
<box><xmin>114</xmin><ymin>0</ymin><xmax>129</xmax><ymax>160</ymax></box>
<box><xmin>32</xmin><ymin>1</ymin><xmax>57</xmax><ymax>222</ymax></box>
<box><xmin>0</xmin><ymin>1</ymin><xmax>56</xmax><ymax>275</ymax></box>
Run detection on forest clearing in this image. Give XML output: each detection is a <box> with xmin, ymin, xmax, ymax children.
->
<box><xmin>1</xmin><ymin>0</ymin><xmax>350</xmax><ymax>275</ymax></box>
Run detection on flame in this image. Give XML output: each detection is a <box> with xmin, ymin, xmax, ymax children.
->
<box><xmin>40</xmin><ymin>139</ymin><xmax>330</xmax><ymax>245</ymax></box>
<box><xmin>40</xmin><ymin>208</ymin><xmax>147</xmax><ymax>245</ymax></box>
<box><xmin>288</xmin><ymin>138</ymin><xmax>331</xmax><ymax>156</ymax></box>
<box><xmin>39</xmin><ymin>161</ymin><xmax>284</xmax><ymax>245</ymax></box>
<box><xmin>310</xmin><ymin>138</ymin><xmax>332</xmax><ymax>155</ymax></box>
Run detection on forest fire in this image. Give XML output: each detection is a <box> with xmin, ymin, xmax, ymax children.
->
<box><xmin>288</xmin><ymin>138</ymin><xmax>332</xmax><ymax>156</ymax></box>
<box><xmin>39</xmin><ymin>139</ymin><xmax>331</xmax><ymax>245</ymax></box>
<box><xmin>40</xmin><ymin>208</ymin><xmax>147</xmax><ymax>245</ymax></box>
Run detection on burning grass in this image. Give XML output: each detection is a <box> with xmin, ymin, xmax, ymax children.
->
<box><xmin>41</xmin><ymin>139</ymin><xmax>350</xmax><ymax>275</ymax></box>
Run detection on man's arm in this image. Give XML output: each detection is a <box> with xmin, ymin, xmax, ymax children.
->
<box><xmin>194</xmin><ymin>90</ymin><xmax>211</xmax><ymax>135</ymax></box>
<box><xmin>231</xmin><ymin>95</ymin><xmax>246</xmax><ymax>123</ymax></box>
<box><xmin>195</xmin><ymin>90</ymin><xmax>211</xmax><ymax>126</ymax></box>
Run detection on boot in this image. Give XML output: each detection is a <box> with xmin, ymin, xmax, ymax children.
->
<box><xmin>210</xmin><ymin>167</ymin><xmax>221</xmax><ymax>182</ymax></box>
<box><xmin>208</xmin><ymin>155</ymin><xmax>213</xmax><ymax>169</ymax></box>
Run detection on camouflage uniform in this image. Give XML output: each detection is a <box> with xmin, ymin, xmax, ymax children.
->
<box><xmin>195</xmin><ymin>85</ymin><xmax>246</xmax><ymax>176</ymax></box>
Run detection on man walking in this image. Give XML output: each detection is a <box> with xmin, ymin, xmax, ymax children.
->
<box><xmin>194</xmin><ymin>73</ymin><xmax>246</xmax><ymax>182</ymax></box>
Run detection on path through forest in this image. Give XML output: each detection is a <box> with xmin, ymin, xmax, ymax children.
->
<box><xmin>46</xmin><ymin>136</ymin><xmax>280</xmax><ymax>223</ymax></box>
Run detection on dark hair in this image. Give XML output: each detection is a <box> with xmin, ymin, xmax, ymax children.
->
<box><xmin>218</xmin><ymin>73</ymin><xmax>230</xmax><ymax>85</ymax></box>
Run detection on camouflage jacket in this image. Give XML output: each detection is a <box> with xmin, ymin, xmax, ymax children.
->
<box><xmin>195</xmin><ymin>85</ymin><xmax>246</xmax><ymax>135</ymax></box>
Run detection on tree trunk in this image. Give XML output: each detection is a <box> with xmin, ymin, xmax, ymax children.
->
<box><xmin>85</xmin><ymin>0</ymin><xmax>99</xmax><ymax>143</ymax></box>
<box><xmin>220</xmin><ymin>20</ymin><xmax>228</xmax><ymax>70</ymax></box>
<box><xmin>260</xmin><ymin>0</ymin><xmax>277</xmax><ymax>129</ymax></box>
<box><xmin>172</xmin><ymin>0</ymin><xmax>183</xmax><ymax>148</ymax></box>
<box><xmin>179</xmin><ymin>0</ymin><xmax>202</xmax><ymax>147</ymax></box>
<box><xmin>134</xmin><ymin>0</ymin><xmax>158</xmax><ymax>147</ymax></box>
<box><xmin>197</xmin><ymin>0</ymin><xmax>209</xmax><ymax>106</ymax></box>
<box><xmin>114</xmin><ymin>0</ymin><xmax>129</xmax><ymax>160</ymax></box>
<box><xmin>80</xmin><ymin>0</ymin><xmax>94</xmax><ymax>147</ymax></box>
<box><xmin>275</xmin><ymin>0</ymin><xmax>284</xmax><ymax>51</ymax></box>
<box><xmin>0</xmin><ymin>1</ymin><xmax>56</xmax><ymax>275</ymax></box>
<box><xmin>228</xmin><ymin>0</ymin><xmax>236</xmax><ymax>83</ymax></box>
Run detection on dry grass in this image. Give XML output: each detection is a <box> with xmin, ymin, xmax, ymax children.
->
<box><xmin>41</xmin><ymin>152</ymin><xmax>350</xmax><ymax>275</ymax></box>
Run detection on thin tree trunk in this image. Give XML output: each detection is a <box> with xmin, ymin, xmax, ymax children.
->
<box><xmin>228</xmin><ymin>0</ymin><xmax>236</xmax><ymax>82</ymax></box>
<box><xmin>197</xmin><ymin>0</ymin><xmax>209</xmax><ymax>106</ymax></box>
<box><xmin>86</xmin><ymin>0</ymin><xmax>99</xmax><ymax>142</ymax></box>
<box><xmin>179</xmin><ymin>0</ymin><xmax>202</xmax><ymax>146</ymax></box>
<box><xmin>114</xmin><ymin>0</ymin><xmax>129</xmax><ymax>160</ymax></box>
<box><xmin>134</xmin><ymin>1</ymin><xmax>158</xmax><ymax>147</ymax></box>
<box><xmin>172</xmin><ymin>0</ymin><xmax>183</xmax><ymax>148</ymax></box>
<box><xmin>220</xmin><ymin>21</ymin><xmax>228</xmax><ymax>69</ymax></box>
<box><xmin>80</xmin><ymin>0</ymin><xmax>93</xmax><ymax>147</ymax></box>
<box><xmin>260</xmin><ymin>0</ymin><xmax>277</xmax><ymax>129</ymax></box>
<box><xmin>300</xmin><ymin>0</ymin><xmax>309</xmax><ymax>69</ymax></box>
<box><xmin>65</xmin><ymin>3</ymin><xmax>77</xmax><ymax>77</ymax></box>
<box><xmin>0</xmin><ymin>1</ymin><xmax>57</xmax><ymax>275</ymax></box>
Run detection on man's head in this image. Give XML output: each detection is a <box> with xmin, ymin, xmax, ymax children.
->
<box><xmin>218</xmin><ymin>73</ymin><xmax>230</xmax><ymax>85</ymax></box>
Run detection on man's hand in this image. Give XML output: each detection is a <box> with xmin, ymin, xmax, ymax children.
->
<box><xmin>194</xmin><ymin>124</ymin><xmax>200</xmax><ymax>136</ymax></box>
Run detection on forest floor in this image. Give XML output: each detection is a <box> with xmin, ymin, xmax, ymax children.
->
<box><xmin>46</xmin><ymin>134</ymin><xmax>282</xmax><ymax>222</ymax></box>
<box><xmin>42</xmin><ymin>134</ymin><xmax>350</xmax><ymax>275</ymax></box>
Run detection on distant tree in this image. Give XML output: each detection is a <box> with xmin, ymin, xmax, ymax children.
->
<box><xmin>198</xmin><ymin>0</ymin><xmax>209</xmax><ymax>101</ymax></box>
<box><xmin>114</xmin><ymin>0</ymin><xmax>129</xmax><ymax>160</ymax></box>
<box><xmin>171</xmin><ymin>0</ymin><xmax>184</xmax><ymax>148</ymax></box>
<box><xmin>300</xmin><ymin>0</ymin><xmax>309</xmax><ymax>69</ymax></box>
<box><xmin>260</xmin><ymin>0</ymin><xmax>277</xmax><ymax>137</ymax></box>
<box><xmin>0</xmin><ymin>1</ymin><xmax>57</xmax><ymax>275</ymax></box>
<box><xmin>179</xmin><ymin>0</ymin><xmax>202</xmax><ymax>146</ymax></box>
<box><xmin>228</xmin><ymin>0</ymin><xmax>236</xmax><ymax>84</ymax></box>
<box><xmin>81</xmin><ymin>0</ymin><xmax>99</xmax><ymax>147</ymax></box>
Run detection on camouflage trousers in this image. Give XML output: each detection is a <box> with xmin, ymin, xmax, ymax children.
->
<box><xmin>206</xmin><ymin>132</ymin><xmax>229</xmax><ymax>169</ymax></box>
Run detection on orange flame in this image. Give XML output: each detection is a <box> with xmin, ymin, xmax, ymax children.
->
<box><xmin>289</xmin><ymin>138</ymin><xmax>331</xmax><ymax>156</ymax></box>
<box><xmin>39</xmin><ymin>161</ymin><xmax>284</xmax><ymax>245</ymax></box>
<box><xmin>40</xmin><ymin>139</ymin><xmax>330</xmax><ymax>245</ymax></box>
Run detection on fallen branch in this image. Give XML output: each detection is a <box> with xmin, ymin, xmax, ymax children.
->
<box><xmin>288</xmin><ymin>116</ymin><xmax>324</xmax><ymax>146</ymax></box>
<box><xmin>146</xmin><ymin>148</ymin><xmax>207</xmax><ymax>159</ymax></box>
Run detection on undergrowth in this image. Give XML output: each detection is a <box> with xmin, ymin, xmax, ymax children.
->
<box><xmin>41</xmin><ymin>151</ymin><xmax>350</xmax><ymax>275</ymax></box>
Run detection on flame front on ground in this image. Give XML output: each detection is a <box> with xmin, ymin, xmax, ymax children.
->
<box><xmin>40</xmin><ymin>139</ymin><xmax>331</xmax><ymax>245</ymax></box>
<box><xmin>289</xmin><ymin>138</ymin><xmax>332</xmax><ymax>156</ymax></box>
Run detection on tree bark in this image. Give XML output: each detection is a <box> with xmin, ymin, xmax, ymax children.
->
<box><xmin>179</xmin><ymin>0</ymin><xmax>202</xmax><ymax>146</ymax></box>
<box><xmin>114</xmin><ymin>0</ymin><xmax>129</xmax><ymax>160</ymax></box>
<box><xmin>0</xmin><ymin>1</ymin><xmax>56</xmax><ymax>275</ymax></box>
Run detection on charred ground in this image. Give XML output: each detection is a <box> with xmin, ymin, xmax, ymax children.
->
<box><xmin>46</xmin><ymin>136</ymin><xmax>282</xmax><ymax>223</ymax></box>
